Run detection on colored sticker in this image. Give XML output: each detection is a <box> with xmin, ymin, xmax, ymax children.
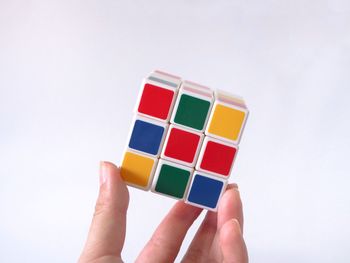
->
<box><xmin>129</xmin><ymin>119</ymin><xmax>165</xmax><ymax>155</ymax></box>
<box><xmin>174</xmin><ymin>94</ymin><xmax>210</xmax><ymax>130</ymax></box>
<box><xmin>121</xmin><ymin>152</ymin><xmax>155</xmax><ymax>188</ymax></box>
<box><xmin>208</xmin><ymin>104</ymin><xmax>245</xmax><ymax>141</ymax></box>
<box><xmin>164</xmin><ymin>128</ymin><xmax>201</xmax><ymax>164</ymax></box>
<box><xmin>187</xmin><ymin>174</ymin><xmax>223</xmax><ymax>209</ymax></box>
<box><xmin>155</xmin><ymin>164</ymin><xmax>190</xmax><ymax>199</ymax></box>
<box><xmin>138</xmin><ymin>84</ymin><xmax>174</xmax><ymax>120</ymax></box>
<box><xmin>200</xmin><ymin>141</ymin><xmax>236</xmax><ymax>176</ymax></box>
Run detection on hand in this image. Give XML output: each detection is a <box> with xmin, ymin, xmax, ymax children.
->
<box><xmin>79</xmin><ymin>162</ymin><xmax>248</xmax><ymax>263</ymax></box>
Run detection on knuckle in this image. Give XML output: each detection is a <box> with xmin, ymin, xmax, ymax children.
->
<box><xmin>93</xmin><ymin>195</ymin><xmax>109</xmax><ymax>217</ymax></box>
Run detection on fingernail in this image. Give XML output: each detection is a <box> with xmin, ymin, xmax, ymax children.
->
<box><xmin>99</xmin><ymin>161</ymin><xmax>108</xmax><ymax>186</ymax></box>
<box><xmin>227</xmin><ymin>183</ymin><xmax>239</xmax><ymax>190</ymax></box>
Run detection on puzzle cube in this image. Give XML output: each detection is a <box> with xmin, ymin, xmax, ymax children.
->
<box><xmin>152</xmin><ymin>159</ymin><xmax>193</xmax><ymax>200</ymax></box>
<box><xmin>161</xmin><ymin>125</ymin><xmax>203</xmax><ymax>167</ymax></box>
<box><xmin>128</xmin><ymin>116</ymin><xmax>168</xmax><ymax>157</ymax></box>
<box><xmin>120</xmin><ymin>71</ymin><xmax>248</xmax><ymax>211</ymax></box>
<box><xmin>137</xmin><ymin>71</ymin><xmax>181</xmax><ymax>122</ymax></box>
<box><xmin>186</xmin><ymin>172</ymin><xmax>227</xmax><ymax>211</ymax></box>
<box><xmin>196</xmin><ymin>136</ymin><xmax>238</xmax><ymax>178</ymax></box>
<box><xmin>206</xmin><ymin>90</ymin><xmax>249</xmax><ymax>144</ymax></box>
<box><xmin>120</xmin><ymin>151</ymin><xmax>158</xmax><ymax>190</ymax></box>
<box><xmin>170</xmin><ymin>81</ymin><xmax>213</xmax><ymax>132</ymax></box>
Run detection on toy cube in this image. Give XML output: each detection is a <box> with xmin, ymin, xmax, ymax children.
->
<box><xmin>170</xmin><ymin>81</ymin><xmax>213</xmax><ymax>132</ymax></box>
<box><xmin>206</xmin><ymin>90</ymin><xmax>249</xmax><ymax>144</ymax></box>
<box><xmin>186</xmin><ymin>172</ymin><xmax>227</xmax><ymax>211</ymax></box>
<box><xmin>161</xmin><ymin>125</ymin><xmax>203</xmax><ymax>167</ymax></box>
<box><xmin>196</xmin><ymin>136</ymin><xmax>238</xmax><ymax>178</ymax></box>
<box><xmin>137</xmin><ymin>71</ymin><xmax>181</xmax><ymax>122</ymax></box>
<box><xmin>127</xmin><ymin>116</ymin><xmax>168</xmax><ymax>157</ymax></box>
<box><xmin>121</xmin><ymin>151</ymin><xmax>158</xmax><ymax>190</ymax></box>
<box><xmin>151</xmin><ymin>159</ymin><xmax>193</xmax><ymax>200</ymax></box>
<box><xmin>120</xmin><ymin>71</ymin><xmax>248</xmax><ymax>211</ymax></box>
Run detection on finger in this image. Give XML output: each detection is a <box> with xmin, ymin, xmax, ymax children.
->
<box><xmin>220</xmin><ymin>219</ymin><xmax>248</xmax><ymax>263</ymax></box>
<box><xmin>217</xmin><ymin>184</ymin><xmax>243</xmax><ymax>232</ymax></box>
<box><xmin>136</xmin><ymin>202</ymin><xmax>202</xmax><ymax>263</ymax></box>
<box><xmin>182</xmin><ymin>183</ymin><xmax>242</xmax><ymax>262</ymax></box>
<box><xmin>79</xmin><ymin>162</ymin><xmax>129</xmax><ymax>262</ymax></box>
<box><xmin>181</xmin><ymin>211</ymin><xmax>217</xmax><ymax>262</ymax></box>
<box><xmin>209</xmin><ymin>184</ymin><xmax>244</xmax><ymax>260</ymax></box>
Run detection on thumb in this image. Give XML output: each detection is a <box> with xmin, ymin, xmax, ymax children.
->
<box><xmin>79</xmin><ymin>161</ymin><xmax>129</xmax><ymax>262</ymax></box>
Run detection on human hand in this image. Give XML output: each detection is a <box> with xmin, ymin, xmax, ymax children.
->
<box><xmin>79</xmin><ymin>161</ymin><xmax>248</xmax><ymax>263</ymax></box>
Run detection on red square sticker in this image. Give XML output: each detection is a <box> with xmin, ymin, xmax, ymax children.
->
<box><xmin>164</xmin><ymin>127</ymin><xmax>201</xmax><ymax>164</ymax></box>
<box><xmin>200</xmin><ymin>141</ymin><xmax>237</xmax><ymax>176</ymax></box>
<box><xmin>138</xmin><ymin>83</ymin><xmax>175</xmax><ymax>120</ymax></box>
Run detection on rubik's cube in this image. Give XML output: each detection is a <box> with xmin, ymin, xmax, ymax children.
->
<box><xmin>120</xmin><ymin>70</ymin><xmax>248</xmax><ymax>211</ymax></box>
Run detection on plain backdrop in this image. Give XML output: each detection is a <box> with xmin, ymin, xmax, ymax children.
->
<box><xmin>1</xmin><ymin>0</ymin><xmax>349</xmax><ymax>262</ymax></box>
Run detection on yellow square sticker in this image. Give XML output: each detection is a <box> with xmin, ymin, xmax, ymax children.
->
<box><xmin>121</xmin><ymin>151</ymin><xmax>155</xmax><ymax>188</ymax></box>
<box><xmin>208</xmin><ymin>104</ymin><xmax>246</xmax><ymax>141</ymax></box>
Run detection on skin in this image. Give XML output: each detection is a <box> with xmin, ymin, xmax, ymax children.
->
<box><xmin>79</xmin><ymin>161</ymin><xmax>248</xmax><ymax>263</ymax></box>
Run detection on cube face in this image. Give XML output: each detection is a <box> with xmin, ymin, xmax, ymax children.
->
<box><xmin>152</xmin><ymin>161</ymin><xmax>192</xmax><ymax>199</ymax></box>
<box><xmin>121</xmin><ymin>151</ymin><xmax>157</xmax><ymax>190</ymax></box>
<box><xmin>215</xmin><ymin>89</ymin><xmax>247</xmax><ymax>109</ymax></box>
<box><xmin>120</xmin><ymin>71</ymin><xmax>248</xmax><ymax>211</ymax></box>
<box><xmin>128</xmin><ymin>118</ymin><xmax>167</xmax><ymax>156</ymax></box>
<box><xmin>207</xmin><ymin>103</ymin><xmax>247</xmax><ymax>143</ymax></box>
<box><xmin>173</xmin><ymin>94</ymin><xmax>211</xmax><ymax>131</ymax></box>
<box><xmin>148</xmin><ymin>75</ymin><xmax>179</xmax><ymax>88</ymax></box>
<box><xmin>186</xmin><ymin>173</ymin><xmax>225</xmax><ymax>211</ymax></box>
<box><xmin>150</xmin><ymin>70</ymin><xmax>182</xmax><ymax>86</ymax></box>
<box><xmin>198</xmin><ymin>138</ymin><xmax>237</xmax><ymax>177</ymax></box>
<box><xmin>162</xmin><ymin>126</ymin><xmax>202</xmax><ymax>167</ymax></box>
<box><xmin>137</xmin><ymin>83</ymin><xmax>175</xmax><ymax>121</ymax></box>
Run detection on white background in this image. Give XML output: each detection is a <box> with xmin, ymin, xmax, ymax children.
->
<box><xmin>1</xmin><ymin>1</ymin><xmax>349</xmax><ymax>262</ymax></box>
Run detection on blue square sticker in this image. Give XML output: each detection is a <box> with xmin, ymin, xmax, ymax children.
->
<box><xmin>129</xmin><ymin>119</ymin><xmax>165</xmax><ymax>155</ymax></box>
<box><xmin>187</xmin><ymin>174</ymin><xmax>224</xmax><ymax>209</ymax></box>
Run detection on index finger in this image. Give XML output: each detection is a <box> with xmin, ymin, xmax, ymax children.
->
<box><xmin>136</xmin><ymin>201</ymin><xmax>202</xmax><ymax>263</ymax></box>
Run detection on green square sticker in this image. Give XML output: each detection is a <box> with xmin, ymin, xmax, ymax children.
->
<box><xmin>174</xmin><ymin>94</ymin><xmax>211</xmax><ymax>130</ymax></box>
<box><xmin>155</xmin><ymin>164</ymin><xmax>191</xmax><ymax>199</ymax></box>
